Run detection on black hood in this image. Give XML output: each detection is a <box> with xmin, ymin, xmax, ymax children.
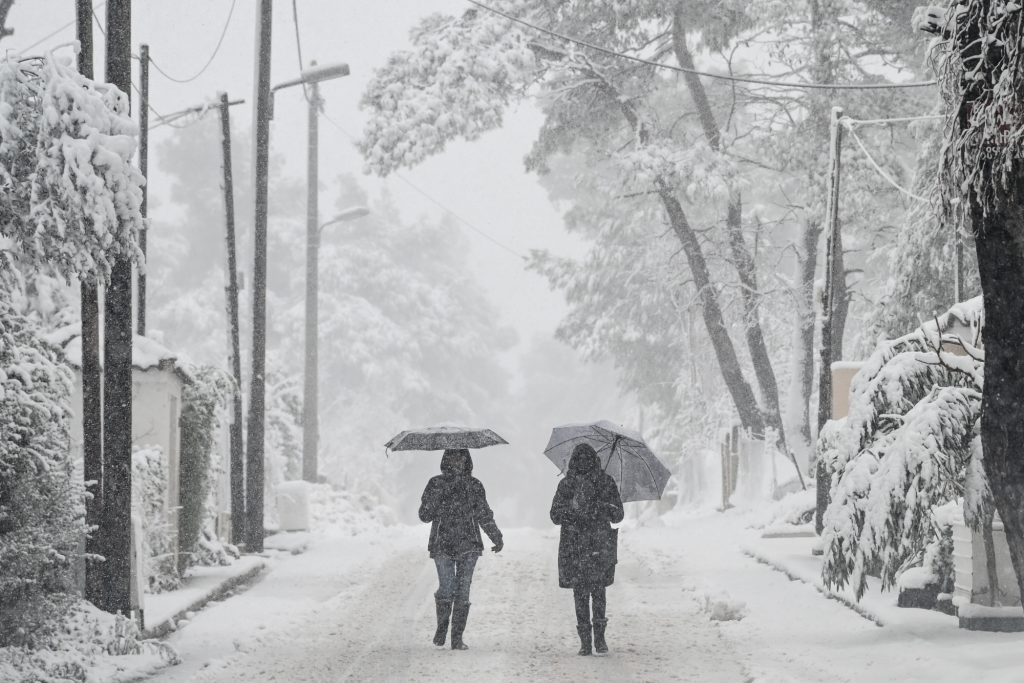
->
<box><xmin>440</xmin><ymin>448</ymin><xmax>473</xmax><ymax>476</ymax></box>
<box><xmin>567</xmin><ymin>443</ymin><xmax>600</xmax><ymax>476</ymax></box>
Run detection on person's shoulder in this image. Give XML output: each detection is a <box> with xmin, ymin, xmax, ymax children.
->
<box><xmin>599</xmin><ymin>472</ymin><xmax>619</xmax><ymax>488</ymax></box>
<box><xmin>424</xmin><ymin>474</ymin><xmax>445</xmax><ymax>487</ymax></box>
<box><xmin>468</xmin><ymin>476</ymin><xmax>486</xmax><ymax>491</ymax></box>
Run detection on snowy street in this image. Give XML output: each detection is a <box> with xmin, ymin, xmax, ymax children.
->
<box><xmin>139</xmin><ymin>512</ymin><xmax>1022</xmax><ymax>683</ymax></box>
<box><xmin>146</xmin><ymin>524</ymin><xmax>747</xmax><ymax>683</ymax></box>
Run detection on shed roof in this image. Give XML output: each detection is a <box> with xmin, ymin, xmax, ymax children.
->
<box><xmin>44</xmin><ymin>324</ymin><xmax>194</xmax><ymax>384</ymax></box>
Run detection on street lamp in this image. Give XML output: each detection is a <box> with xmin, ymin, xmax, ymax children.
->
<box><xmin>270</xmin><ymin>59</ymin><xmax>352</xmax><ymax>484</ymax></box>
<box><xmin>247</xmin><ymin>57</ymin><xmax>352</xmax><ymax>552</ymax></box>
<box><xmin>304</xmin><ymin>206</ymin><xmax>370</xmax><ymax>483</ymax></box>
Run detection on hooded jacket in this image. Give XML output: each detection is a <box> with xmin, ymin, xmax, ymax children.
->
<box><xmin>550</xmin><ymin>445</ymin><xmax>625</xmax><ymax>589</ymax></box>
<box><xmin>418</xmin><ymin>449</ymin><xmax>502</xmax><ymax>558</ymax></box>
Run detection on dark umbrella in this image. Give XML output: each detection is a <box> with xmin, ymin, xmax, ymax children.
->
<box><xmin>384</xmin><ymin>424</ymin><xmax>508</xmax><ymax>453</ymax></box>
<box><xmin>543</xmin><ymin>420</ymin><xmax>671</xmax><ymax>502</ymax></box>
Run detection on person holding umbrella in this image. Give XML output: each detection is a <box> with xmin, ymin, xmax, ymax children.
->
<box><xmin>418</xmin><ymin>448</ymin><xmax>503</xmax><ymax>651</ymax></box>
<box><xmin>549</xmin><ymin>443</ymin><xmax>625</xmax><ymax>656</ymax></box>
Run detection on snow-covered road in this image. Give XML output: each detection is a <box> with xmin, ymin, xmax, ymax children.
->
<box><xmin>146</xmin><ymin>526</ymin><xmax>748</xmax><ymax>682</ymax></box>
<box><xmin>144</xmin><ymin>511</ymin><xmax>1024</xmax><ymax>682</ymax></box>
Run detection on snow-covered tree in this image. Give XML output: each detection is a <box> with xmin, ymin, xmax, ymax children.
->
<box><xmin>0</xmin><ymin>54</ymin><xmax>143</xmax><ymax>279</ymax></box>
<box><xmin>935</xmin><ymin>0</ymin><xmax>1024</xmax><ymax>605</ymax></box>
<box><xmin>820</xmin><ymin>298</ymin><xmax>988</xmax><ymax>598</ymax></box>
<box><xmin>359</xmin><ymin>0</ymin><xmax>932</xmax><ymax>484</ymax></box>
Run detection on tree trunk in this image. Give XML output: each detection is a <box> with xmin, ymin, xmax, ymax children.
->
<box><xmin>974</xmin><ymin>197</ymin><xmax>1024</xmax><ymax>605</ymax></box>
<box><xmin>672</xmin><ymin>10</ymin><xmax>801</xmax><ymax>484</ymax></box>
<box><xmin>579</xmin><ymin>61</ymin><xmax>768</xmax><ymax>437</ymax></box>
<box><xmin>787</xmin><ymin>219</ymin><xmax>821</xmax><ymax>472</ymax></box>
<box><xmin>659</xmin><ymin>189</ymin><xmax>767</xmax><ymax>435</ymax></box>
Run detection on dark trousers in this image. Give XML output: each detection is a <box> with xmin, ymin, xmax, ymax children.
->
<box><xmin>434</xmin><ymin>553</ymin><xmax>478</xmax><ymax>604</ymax></box>
<box><xmin>573</xmin><ymin>586</ymin><xmax>606</xmax><ymax>625</ymax></box>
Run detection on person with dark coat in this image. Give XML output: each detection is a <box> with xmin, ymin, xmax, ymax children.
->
<box><xmin>418</xmin><ymin>448</ymin><xmax>503</xmax><ymax>650</ymax></box>
<box><xmin>550</xmin><ymin>443</ymin><xmax>625</xmax><ymax>656</ymax></box>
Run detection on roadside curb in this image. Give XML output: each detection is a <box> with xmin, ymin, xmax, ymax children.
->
<box><xmin>742</xmin><ymin>545</ymin><xmax>884</xmax><ymax>626</ymax></box>
<box><xmin>143</xmin><ymin>560</ymin><xmax>268</xmax><ymax>640</ymax></box>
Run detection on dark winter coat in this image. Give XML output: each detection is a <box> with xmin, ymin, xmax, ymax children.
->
<box><xmin>550</xmin><ymin>448</ymin><xmax>625</xmax><ymax>589</ymax></box>
<box><xmin>418</xmin><ymin>450</ymin><xmax>502</xmax><ymax>558</ymax></box>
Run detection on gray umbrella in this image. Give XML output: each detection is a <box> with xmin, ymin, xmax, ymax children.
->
<box><xmin>384</xmin><ymin>424</ymin><xmax>508</xmax><ymax>452</ymax></box>
<box><xmin>543</xmin><ymin>420</ymin><xmax>672</xmax><ymax>503</ymax></box>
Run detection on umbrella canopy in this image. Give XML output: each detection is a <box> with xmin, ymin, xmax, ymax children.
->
<box><xmin>543</xmin><ymin>420</ymin><xmax>672</xmax><ymax>503</ymax></box>
<box><xmin>384</xmin><ymin>424</ymin><xmax>508</xmax><ymax>452</ymax></box>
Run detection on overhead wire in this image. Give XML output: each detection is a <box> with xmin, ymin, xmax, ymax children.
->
<box><xmin>290</xmin><ymin>0</ymin><xmax>311</xmax><ymax>101</ymax></box>
<box><xmin>842</xmin><ymin>119</ymin><xmax>930</xmax><ymax>203</ymax></box>
<box><xmin>321</xmin><ymin>111</ymin><xmax>528</xmax><ymax>263</ymax></box>
<box><xmin>19</xmin><ymin>1</ymin><xmax>106</xmax><ymax>54</ymax></box>
<box><xmin>466</xmin><ymin>0</ymin><xmax>938</xmax><ymax>91</ymax></box>
<box><xmin>144</xmin><ymin>0</ymin><xmax>237</xmax><ymax>84</ymax></box>
<box><xmin>88</xmin><ymin>6</ymin><xmax>192</xmax><ymax>130</ymax></box>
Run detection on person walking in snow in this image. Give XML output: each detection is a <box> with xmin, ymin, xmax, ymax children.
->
<box><xmin>550</xmin><ymin>443</ymin><xmax>625</xmax><ymax>656</ymax></box>
<box><xmin>418</xmin><ymin>448</ymin><xmax>503</xmax><ymax>650</ymax></box>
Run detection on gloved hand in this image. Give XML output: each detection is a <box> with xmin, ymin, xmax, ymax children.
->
<box><xmin>491</xmin><ymin>540</ymin><xmax>503</xmax><ymax>553</ymax></box>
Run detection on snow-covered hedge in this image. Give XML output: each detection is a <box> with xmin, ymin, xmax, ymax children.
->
<box><xmin>131</xmin><ymin>446</ymin><xmax>179</xmax><ymax>593</ymax></box>
<box><xmin>177</xmin><ymin>365</ymin><xmax>233</xmax><ymax>571</ymax></box>
<box><xmin>819</xmin><ymin>298</ymin><xmax>989</xmax><ymax>599</ymax></box>
<box><xmin>0</xmin><ymin>299</ymin><xmax>85</xmax><ymax>647</ymax></box>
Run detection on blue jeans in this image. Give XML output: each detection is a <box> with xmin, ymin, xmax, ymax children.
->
<box><xmin>434</xmin><ymin>553</ymin><xmax>478</xmax><ymax>604</ymax></box>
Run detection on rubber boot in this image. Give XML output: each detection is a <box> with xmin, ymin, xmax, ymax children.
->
<box><xmin>576</xmin><ymin>623</ymin><xmax>593</xmax><ymax>656</ymax></box>
<box><xmin>593</xmin><ymin>618</ymin><xmax>608</xmax><ymax>653</ymax></box>
<box><xmin>433</xmin><ymin>595</ymin><xmax>453</xmax><ymax>646</ymax></box>
<box><xmin>450</xmin><ymin>602</ymin><xmax>471</xmax><ymax>650</ymax></box>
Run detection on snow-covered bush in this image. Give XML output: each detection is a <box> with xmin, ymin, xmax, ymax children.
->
<box><xmin>820</xmin><ymin>298</ymin><xmax>987</xmax><ymax>599</ymax></box>
<box><xmin>0</xmin><ymin>52</ymin><xmax>144</xmax><ymax>280</ymax></box>
<box><xmin>0</xmin><ymin>601</ymin><xmax>178</xmax><ymax>682</ymax></box>
<box><xmin>177</xmin><ymin>365</ymin><xmax>232</xmax><ymax>571</ymax></box>
<box><xmin>131</xmin><ymin>446</ymin><xmax>179</xmax><ymax>593</ymax></box>
<box><xmin>0</xmin><ymin>298</ymin><xmax>85</xmax><ymax>647</ymax></box>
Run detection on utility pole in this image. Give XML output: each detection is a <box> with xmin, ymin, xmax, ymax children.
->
<box><xmin>815</xmin><ymin>106</ymin><xmax>844</xmax><ymax>535</ymax></box>
<box><xmin>137</xmin><ymin>43</ymin><xmax>149</xmax><ymax>335</ymax></box>
<box><xmin>246</xmin><ymin>0</ymin><xmax>273</xmax><ymax>553</ymax></box>
<box><xmin>219</xmin><ymin>92</ymin><xmax>246</xmax><ymax>546</ymax></box>
<box><xmin>302</xmin><ymin>71</ymin><xmax>321</xmax><ymax>484</ymax></box>
<box><xmin>954</xmin><ymin>229</ymin><xmax>965</xmax><ymax>303</ymax></box>
<box><xmin>102</xmin><ymin>0</ymin><xmax>134</xmax><ymax>618</ymax></box>
<box><xmin>76</xmin><ymin>0</ymin><xmax>104</xmax><ymax>610</ymax></box>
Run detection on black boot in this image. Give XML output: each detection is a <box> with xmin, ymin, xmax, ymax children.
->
<box><xmin>593</xmin><ymin>618</ymin><xmax>608</xmax><ymax>653</ymax></box>
<box><xmin>576</xmin><ymin>622</ymin><xmax>593</xmax><ymax>656</ymax></box>
<box><xmin>450</xmin><ymin>602</ymin><xmax>471</xmax><ymax>650</ymax></box>
<box><xmin>433</xmin><ymin>595</ymin><xmax>453</xmax><ymax>646</ymax></box>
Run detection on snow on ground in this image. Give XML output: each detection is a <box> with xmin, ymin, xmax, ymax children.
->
<box><xmin>135</xmin><ymin>507</ymin><xmax>1024</xmax><ymax>682</ymax></box>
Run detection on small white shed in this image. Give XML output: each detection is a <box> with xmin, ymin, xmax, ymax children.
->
<box><xmin>47</xmin><ymin>325</ymin><xmax>192</xmax><ymax>556</ymax></box>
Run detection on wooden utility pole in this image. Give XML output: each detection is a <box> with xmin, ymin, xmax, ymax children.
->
<box><xmin>246</xmin><ymin>0</ymin><xmax>273</xmax><ymax>553</ymax></box>
<box><xmin>76</xmin><ymin>0</ymin><xmax>104</xmax><ymax>609</ymax></box>
<box><xmin>219</xmin><ymin>92</ymin><xmax>246</xmax><ymax>546</ymax></box>
<box><xmin>302</xmin><ymin>73</ymin><xmax>321</xmax><ymax>484</ymax></box>
<box><xmin>815</xmin><ymin>106</ymin><xmax>844</xmax><ymax>535</ymax></box>
<box><xmin>102</xmin><ymin>0</ymin><xmax>134</xmax><ymax>617</ymax></box>
<box><xmin>954</xmin><ymin>228</ymin><xmax>965</xmax><ymax>303</ymax></box>
<box><xmin>137</xmin><ymin>43</ymin><xmax>149</xmax><ymax>335</ymax></box>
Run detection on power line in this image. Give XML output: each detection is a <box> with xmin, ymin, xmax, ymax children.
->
<box><xmin>290</xmin><ymin>0</ymin><xmax>311</xmax><ymax>102</ymax></box>
<box><xmin>87</xmin><ymin>6</ymin><xmax>182</xmax><ymax>128</ymax></box>
<box><xmin>321</xmin><ymin>111</ymin><xmax>528</xmax><ymax>262</ymax></box>
<box><xmin>19</xmin><ymin>1</ymin><xmax>106</xmax><ymax>53</ymax></box>
<box><xmin>145</xmin><ymin>0</ymin><xmax>237</xmax><ymax>84</ymax></box>
<box><xmin>844</xmin><ymin>114</ymin><xmax>945</xmax><ymax>128</ymax></box>
<box><xmin>467</xmin><ymin>0</ymin><xmax>937</xmax><ymax>91</ymax></box>
<box><xmin>843</xmin><ymin>123</ymin><xmax>929</xmax><ymax>203</ymax></box>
